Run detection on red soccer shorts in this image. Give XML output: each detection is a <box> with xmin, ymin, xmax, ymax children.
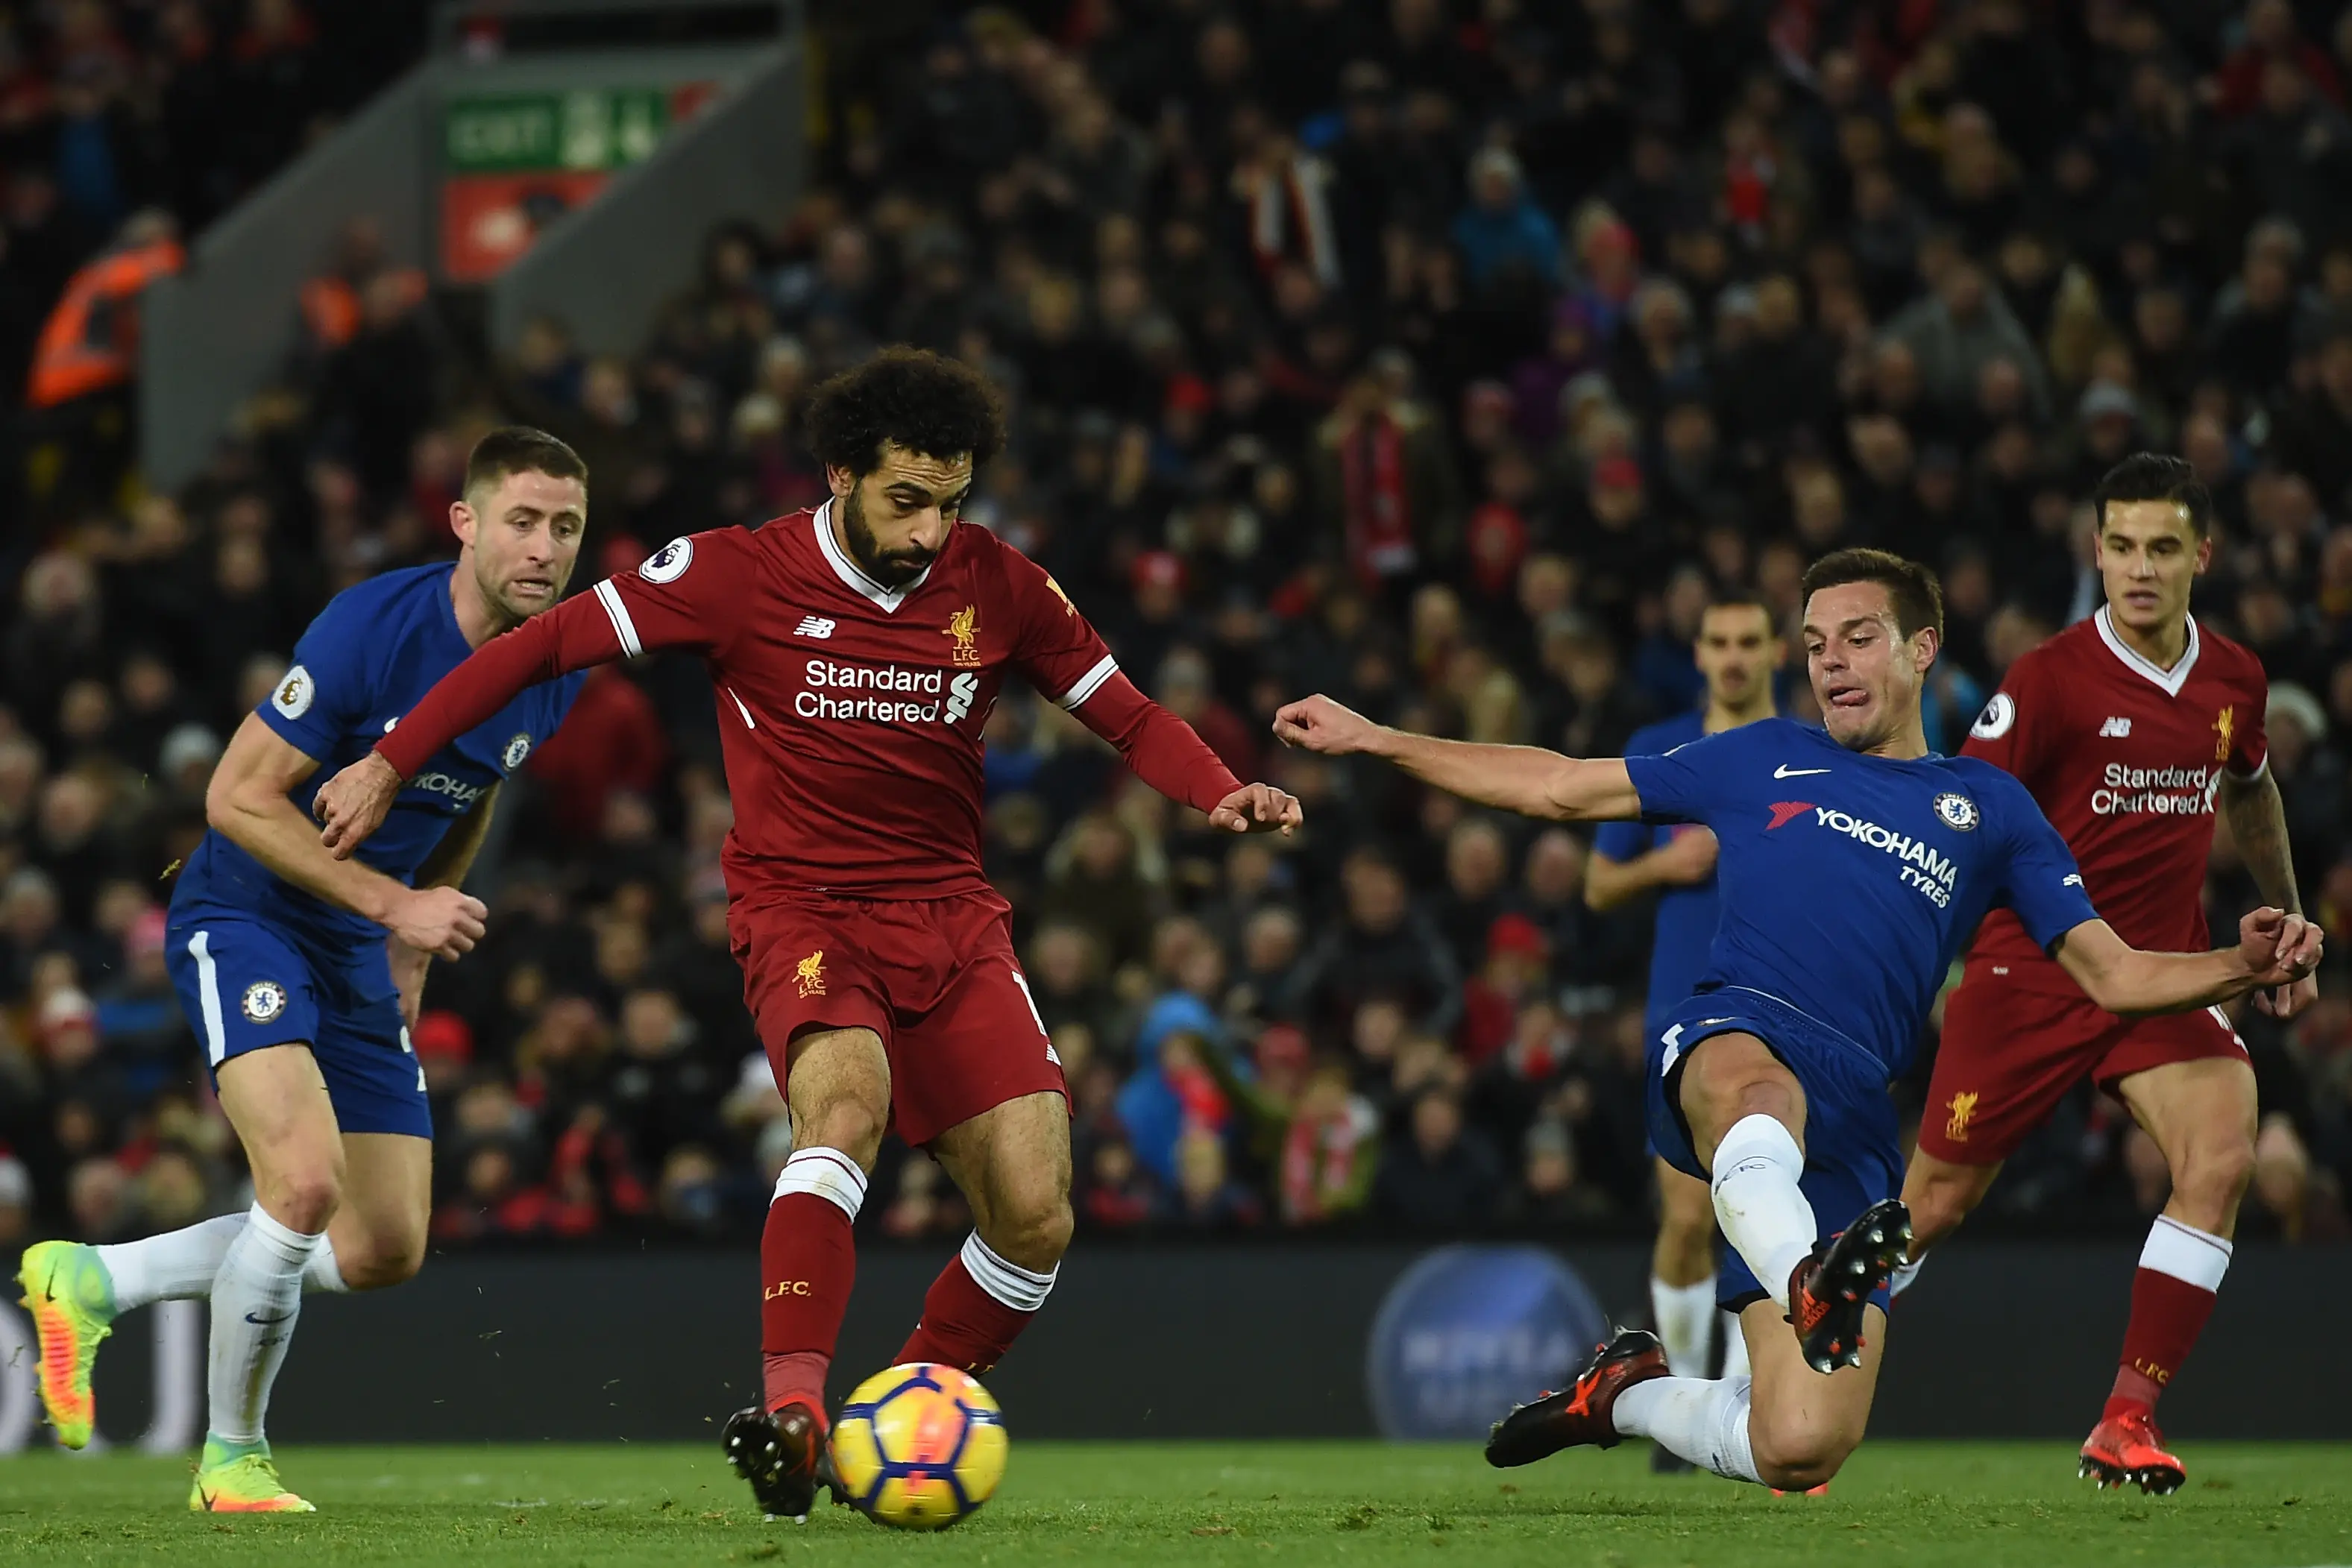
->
<box><xmin>1918</xmin><ymin>964</ymin><xmax>2248</xmax><ymax>1166</ymax></box>
<box><xmin>728</xmin><ymin>888</ymin><xmax>1069</xmax><ymax>1147</ymax></box>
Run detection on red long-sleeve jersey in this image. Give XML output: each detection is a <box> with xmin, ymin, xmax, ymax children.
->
<box><xmin>377</xmin><ymin>505</ymin><xmax>1242</xmax><ymax>898</ymax></box>
<box><xmin>1960</xmin><ymin>606</ymin><xmax>2271</xmax><ymax>988</ymax></box>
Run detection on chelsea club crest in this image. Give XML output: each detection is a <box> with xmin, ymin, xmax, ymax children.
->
<box><xmin>1933</xmin><ymin>792</ymin><xmax>1980</xmax><ymax>832</ymax></box>
<box><xmin>503</xmin><ymin>733</ymin><xmax>532</xmax><ymax>772</ymax></box>
<box><xmin>242</xmin><ymin>980</ymin><xmax>288</xmax><ymax>1024</ymax></box>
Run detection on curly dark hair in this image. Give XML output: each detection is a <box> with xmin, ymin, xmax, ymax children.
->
<box><xmin>803</xmin><ymin>347</ymin><xmax>1007</xmax><ymax>477</ymax></box>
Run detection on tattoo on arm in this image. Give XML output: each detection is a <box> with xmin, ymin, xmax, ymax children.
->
<box><xmin>2222</xmin><ymin>772</ymin><xmax>2301</xmax><ymax>915</ymax></box>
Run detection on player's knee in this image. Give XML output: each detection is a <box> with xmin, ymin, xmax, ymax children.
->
<box><xmin>1749</xmin><ymin>1409</ymin><xmax>1861</xmax><ymax>1491</ymax></box>
<box><xmin>1754</xmin><ymin>1447</ymin><xmax>1850</xmax><ymax>1493</ymax></box>
<box><xmin>987</xmin><ymin>1192</ymin><xmax>1073</xmax><ymax>1273</ymax></box>
<box><xmin>799</xmin><ymin>1096</ymin><xmax>887</xmax><ymax>1168</ymax></box>
<box><xmin>339</xmin><ymin>1231</ymin><xmax>427</xmax><ymax>1291</ymax></box>
<box><xmin>2175</xmin><ymin>1134</ymin><xmax>2255</xmax><ymax>1215</ymax></box>
<box><xmin>266</xmin><ymin>1171</ymin><xmax>342</xmax><ymax>1235</ymax></box>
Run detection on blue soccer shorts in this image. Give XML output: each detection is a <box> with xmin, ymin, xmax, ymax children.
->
<box><xmin>164</xmin><ymin>909</ymin><xmax>433</xmax><ymax>1139</ymax></box>
<box><xmin>1646</xmin><ymin>986</ymin><xmax>1900</xmax><ymax>1315</ymax></box>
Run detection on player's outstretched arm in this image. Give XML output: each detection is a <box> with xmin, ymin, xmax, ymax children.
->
<box><xmin>1271</xmin><ymin>694</ymin><xmax>1641</xmax><ymax>822</ymax></box>
<box><xmin>2052</xmin><ymin>910</ymin><xmax>2325</xmax><ymax>1017</ymax></box>
<box><xmin>316</xmin><ymin>588</ymin><xmax>631</xmax><ymax>857</ymax></box>
<box><xmin>1063</xmin><ymin>668</ymin><xmax>1301</xmax><ymax>834</ymax></box>
<box><xmin>207</xmin><ymin>715</ymin><xmax>487</xmax><ymax>960</ymax></box>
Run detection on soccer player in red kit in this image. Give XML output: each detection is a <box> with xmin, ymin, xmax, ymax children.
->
<box><xmin>310</xmin><ymin>350</ymin><xmax>1302</xmax><ymax>1517</ymax></box>
<box><xmin>1901</xmin><ymin>455</ymin><xmax>2315</xmax><ymax>1493</ymax></box>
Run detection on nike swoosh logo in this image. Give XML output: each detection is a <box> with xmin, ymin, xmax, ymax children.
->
<box><xmin>1773</xmin><ymin>766</ymin><xmax>1831</xmax><ymax>778</ymax></box>
<box><xmin>243</xmin><ymin>1312</ymin><xmax>294</xmax><ymax>1326</ymax></box>
<box><xmin>198</xmin><ymin>1487</ymin><xmax>216</xmax><ymax>1511</ymax></box>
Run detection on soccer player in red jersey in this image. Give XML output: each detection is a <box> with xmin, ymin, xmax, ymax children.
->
<box><xmin>309</xmin><ymin>349</ymin><xmax>1302</xmax><ymax>1517</ymax></box>
<box><xmin>1901</xmin><ymin>454</ymin><xmax>2315</xmax><ymax>1493</ymax></box>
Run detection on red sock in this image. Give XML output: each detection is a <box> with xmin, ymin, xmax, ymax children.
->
<box><xmin>2103</xmin><ymin>1215</ymin><xmax>2230</xmax><ymax>1423</ymax></box>
<box><xmin>760</xmin><ymin>1150</ymin><xmax>869</xmax><ymax>1417</ymax></box>
<box><xmin>896</xmin><ymin>1234</ymin><xmax>1057</xmax><ymax>1376</ymax></box>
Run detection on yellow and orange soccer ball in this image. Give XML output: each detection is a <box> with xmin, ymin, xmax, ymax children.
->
<box><xmin>828</xmin><ymin>1363</ymin><xmax>1008</xmax><ymax>1530</ymax></box>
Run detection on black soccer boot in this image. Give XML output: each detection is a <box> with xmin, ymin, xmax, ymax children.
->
<box><xmin>723</xmin><ymin>1400</ymin><xmax>840</xmax><ymax>1521</ymax></box>
<box><xmin>1787</xmin><ymin>1197</ymin><xmax>1911</xmax><ymax>1374</ymax></box>
<box><xmin>1485</xmin><ymin>1328</ymin><xmax>1671</xmax><ymax>1468</ymax></box>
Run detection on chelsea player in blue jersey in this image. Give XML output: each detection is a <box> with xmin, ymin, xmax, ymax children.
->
<box><xmin>1274</xmin><ymin>548</ymin><xmax>2321</xmax><ymax>1493</ymax></box>
<box><xmin>1587</xmin><ymin>593</ymin><xmax>1779</xmax><ymax>1467</ymax></box>
<box><xmin>16</xmin><ymin>429</ymin><xmax>590</xmax><ymax>1511</ymax></box>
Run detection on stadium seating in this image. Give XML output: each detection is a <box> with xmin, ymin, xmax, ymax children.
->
<box><xmin>2</xmin><ymin>0</ymin><xmax>2350</xmax><ymax>1255</ymax></box>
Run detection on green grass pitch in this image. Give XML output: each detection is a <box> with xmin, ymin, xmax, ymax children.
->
<box><xmin>0</xmin><ymin>1441</ymin><xmax>2343</xmax><ymax>1566</ymax></box>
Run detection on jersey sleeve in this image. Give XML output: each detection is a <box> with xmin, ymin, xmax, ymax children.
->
<box><xmin>1989</xmin><ymin>772</ymin><xmax>2101</xmax><ymax>950</ymax></box>
<box><xmin>378</xmin><ymin>530</ymin><xmax>755</xmax><ymax>778</ymax></box>
<box><xmin>1959</xmin><ymin>654</ymin><xmax>2052</xmax><ymax>784</ymax></box>
<box><xmin>1000</xmin><ymin>544</ymin><xmax>1119</xmax><ymax>710</ymax></box>
<box><xmin>257</xmin><ymin>588</ymin><xmax>378</xmax><ymax>761</ymax></box>
<box><xmin>1620</xmin><ymin>728</ymin><xmax>1750</xmax><ymax>825</ymax></box>
<box><xmin>588</xmin><ymin>529</ymin><xmax>758</xmax><ymax>662</ymax></box>
<box><xmin>992</xmin><ymin>541</ymin><xmax>1239</xmax><ymax>810</ymax></box>
<box><xmin>2227</xmin><ymin>658</ymin><xmax>2268</xmax><ymax>780</ymax></box>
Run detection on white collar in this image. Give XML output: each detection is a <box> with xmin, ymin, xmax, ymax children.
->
<box><xmin>2094</xmin><ymin>602</ymin><xmax>2199</xmax><ymax>697</ymax></box>
<box><xmin>812</xmin><ymin>497</ymin><xmax>931</xmax><ymax>612</ymax></box>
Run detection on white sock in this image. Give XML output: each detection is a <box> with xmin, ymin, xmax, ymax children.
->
<box><xmin>99</xmin><ymin>1219</ymin><xmax>350</xmax><ymax>1310</ymax></box>
<box><xmin>773</xmin><ymin>1147</ymin><xmax>870</xmax><ymax>1221</ymax></box>
<box><xmin>960</xmin><ymin>1232</ymin><xmax>1057</xmax><ymax>1311</ymax></box>
<box><xmin>1612</xmin><ymin>1375</ymin><xmax>1761</xmax><ymax>1484</ymax></box>
<box><xmin>1720</xmin><ymin>1310</ymin><xmax>1751</xmax><ymax>1379</ymax></box>
<box><xmin>1709</xmin><ymin>1115</ymin><xmax>1819</xmax><ymax>1312</ymax></box>
<box><xmin>305</xmin><ymin>1235</ymin><xmax>349</xmax><ymax>1294</ymax></box>
<box><xmin>1888</xmin><ymin>1254</ymin><xmax>1925</xmax><ymax>1298</ymax></box>
<box><xmin>1650</xmin><ymin>1276</ymin><xmax>1717</xmax><ymax>1377</ymax></box>
<box><xmin>2142</xmin><ymin>1213</ymin><xmax>2232</xmax><ymax>1290</ymax></box>
<box><xmin>98</xmin><ymin>1215</ymin><xmax>248</xmax><ymax>1312</ymax></box>
<box><xmin>206</xmin><ymin>1204</ymin><xmax>321</xmax><ymax>1445</ymax></box>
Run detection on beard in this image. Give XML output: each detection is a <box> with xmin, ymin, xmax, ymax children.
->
<box><xmin>841</xmin><ymin>486</ymin><xmax>940</xmax><ymax>588</ymax></box>
<box><xmin>478</xmin><ymin>561</ymin><xmax>559</xmax><ymax>629</ymax></box>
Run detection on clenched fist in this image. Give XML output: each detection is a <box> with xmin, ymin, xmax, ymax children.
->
<box><xmin>1271</xmin><ymin>695</ymin><xmax>1384</xmax><ymax>757</ymax></box>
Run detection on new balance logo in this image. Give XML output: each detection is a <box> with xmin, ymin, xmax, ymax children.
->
<box><xmin>2099</xmin><ymin>717</ymin><xmax>2132</xmax><ymax>738</ymax></box>
<box><xmin>794</xmin><ymin>616</ymin><xmax>837</xmax><ymax>639</ymax></box>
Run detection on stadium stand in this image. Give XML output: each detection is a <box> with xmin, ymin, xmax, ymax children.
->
<box><xmin>3</xmin><ymin>0</ymin><xmax>2352</xmax><ymax>1256</ymax></box>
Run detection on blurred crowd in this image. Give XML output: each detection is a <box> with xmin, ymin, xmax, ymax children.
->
<box><xmin>7</xmin><ymin>0</ymin><xmax>2352</xmax><ymax>1254</ymax></box>
<box><xmin>0</xmin><ymin>1</ymin><xmax>427</xmax><ymax>441</ymax></box>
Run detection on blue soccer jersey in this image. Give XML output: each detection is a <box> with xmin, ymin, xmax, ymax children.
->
<box><xmin>1593</xmin><ymin>710</ymin><xmax>1714</xmax><ymax>1037</ymax></box>
<box><xmin>1622</xmin><ymin>716</ymin><xmax>2101</xmax><ymax>1312</ymax></box>
<box><xmin>1622</xmin><ymin>717</ymin><xmax>2098</xmax><ymax>1077</ymax></box>
<box><xmin>165</xmin><ymin>564</ymin><xmax>581</xmax><ymax>1133</ymax></box>
<box><xmin>172</xmin><ymin>564</ymin><xmax>583</xmax><ymax>943</ymax></box>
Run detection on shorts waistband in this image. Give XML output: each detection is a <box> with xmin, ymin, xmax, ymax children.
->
<box><xmin>1708</xmin><ymin>986</ymin><xmax>1887</xmax><ymax>1074</ymax></box>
